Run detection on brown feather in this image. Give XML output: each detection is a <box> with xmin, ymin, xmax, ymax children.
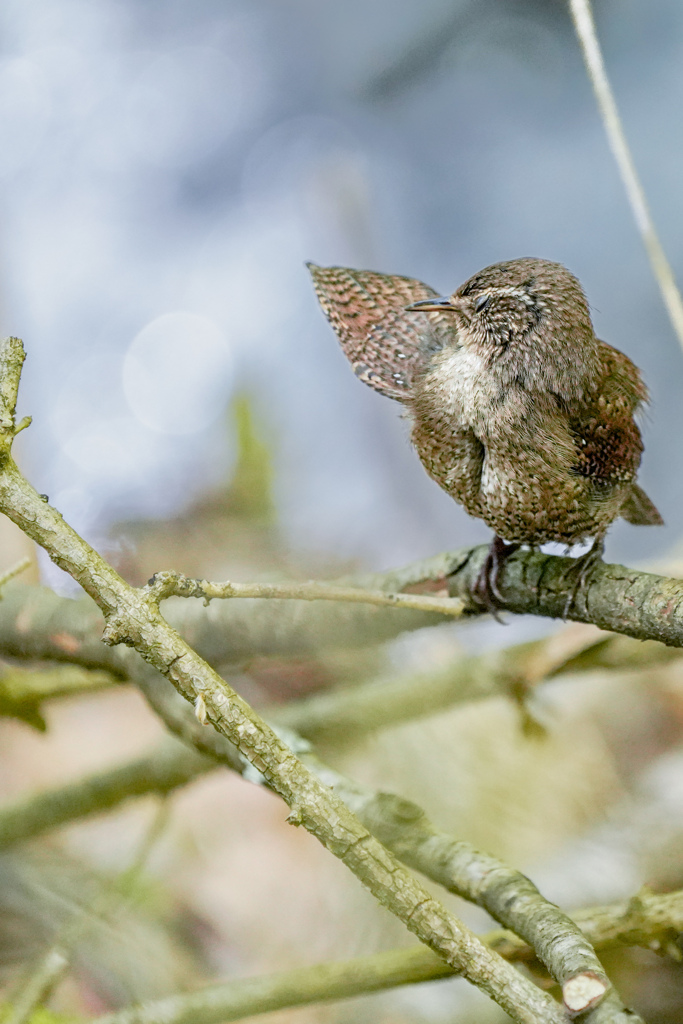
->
<box><xmin>308</xmin><ymin>257</ymin><xmax>662</xmax><ymax>550</ymax></box>
<box><xmin>307</xmin><ymin>263</ymin><xmax>448</xmax><ymax>401</ymax></box>
<box><xmin>621</xmin><ymin>483</ymin><xmax>664</xmax><ymax>526</ymax></box>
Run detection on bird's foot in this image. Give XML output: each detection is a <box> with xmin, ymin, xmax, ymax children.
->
<box><xmin>562</xmin><ymin>537</ymin><xmax>605</xmax><ymax>619</ymax></box>
<box><xmin>472</xmin><ymin>536</ymin><xmax>520</xmax><ymax>621</ymax></box>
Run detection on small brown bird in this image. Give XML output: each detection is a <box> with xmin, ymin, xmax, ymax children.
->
<box><xmin>307</xmin><ymin>257</ymin><xmax>662</xmax><ymax>610</ymax></box>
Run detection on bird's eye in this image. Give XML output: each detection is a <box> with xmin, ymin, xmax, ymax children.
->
<box><xmin>474</xmin><ymin>294</ymin><xmax>491</xmax><ymax>313</ymax></box>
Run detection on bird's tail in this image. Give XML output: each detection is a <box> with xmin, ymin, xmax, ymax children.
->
<box><xmin>621</xmin><ymin>483</ymin><xmax>664</xmax><ymax>526</ymax></box>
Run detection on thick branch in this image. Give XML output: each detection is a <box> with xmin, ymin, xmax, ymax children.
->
<box><xmin>447</xmin><ymin>545</ymin><xmax>683</xmax><ymax>646</ymax></box>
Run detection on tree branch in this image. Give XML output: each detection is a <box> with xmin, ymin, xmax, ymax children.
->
<box><xmin>90</xmin><ymin>888</ymin><xmax>683</xmax><ymax>1024</ymax></box>
<box><xmin>146</xmin><ymin>570</ymin><xmax>465</xmax><ymax>619</ymax></box>
<box><xmin>0</xmin><ymin>338</ymin><xmax>569</xmax><ymax>1024</ymax></box>
<box><xmin>0</xmin><ymin>577</ymin><xmax>444</xmax><ymax>671</ymax></box>
<box><xmin>446</xmin><ymin>545</ymin><xmax>683</xmax><ymax>646</ymax></box>
<box><xmin>271</xmin><ymin>621</ymin><xmax>678</xmax><ymax>744</ymax></box>
<box><xmin>0</xmin><ymin>724</ymin><xmax>638</xmax><ymax>1017</ymax></box>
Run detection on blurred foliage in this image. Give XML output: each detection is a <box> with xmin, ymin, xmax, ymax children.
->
<box><xmin>222</xmin><ymin>395</ymin><xmax>275</xmax><ymax>524</ymax></box>
<box><xmin>23</xmin><ymin>1010</ymin><xmax>78</xmax><ymax>1024</ymax></box>
<box><xmin>0</xmin><ymin>666</ymin><xmax>115</xmax><ymax>733</ymax></box>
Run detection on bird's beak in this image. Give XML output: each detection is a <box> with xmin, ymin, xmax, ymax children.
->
<box><xmin>405</xmin><ymin>296</ymin><xmax>455</xmax><ymax>312</ymax></box>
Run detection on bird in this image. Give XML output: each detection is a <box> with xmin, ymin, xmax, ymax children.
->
<box><xmin>307</xmin><ymin>257</ymin><xmax>662</xmax><ymax>613</ymax></box>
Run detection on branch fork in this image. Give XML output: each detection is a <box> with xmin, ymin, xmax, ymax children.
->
<box><xmin>0</xmin><ymin>335</ymin><xmax>645</xmax><ymax>1023</ymax></box>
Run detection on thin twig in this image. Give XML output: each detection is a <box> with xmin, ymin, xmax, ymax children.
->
<box><xmin>146</xmin><ymin>570</ymin><xmax>465</xmax><ymax>619</ymax></box>
<box><xmin>0</xmin><ymin>557</ymin><xmax>31</xmax><ymax>591</ymax></box>
<box><xmin>4</xmin><ymin>544</ymin><xmax>683</xmax><ymax>676</ymax></box>
<box><xmin>569</xmin><ymin>0</ymin><xmax>683</xmax><ymax>351</ymax></box>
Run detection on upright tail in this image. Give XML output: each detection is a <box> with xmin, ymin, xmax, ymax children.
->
<box><xmin>620</xmin><ymin>483</ymin><xmax>664</xmax><ymax>526</ymax></box>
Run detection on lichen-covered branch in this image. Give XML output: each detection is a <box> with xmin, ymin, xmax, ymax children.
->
<box><xmin>2</xmin><ymin>710</ymin><xmax>677</xmax><ymax>1019</ymax></box>
<box><xmin>0</xmin><ymin>338</ymin><xmax>568</xmax><ymax>1024</ymax></box>
<box><xmin>326</xmin><ymin>777</ymin><xmax>610</xmax><ymax>1011</ymax></box>
<box><xmin>2</xmin><ymin>735</ymin><xmax>681</xmax><ymax>973</ymax></box>
<box><xmin>0</xmin><ymin>572</ymin><xmax>674</xmax><ymax>1009</ymax></box>
<box><xmin>446</xmin><ymin>544</ymin><xmax>683</xmax><ymax>646</ymax></box>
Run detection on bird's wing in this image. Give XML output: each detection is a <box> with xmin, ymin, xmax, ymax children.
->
<box><xmin>568</xmin><ymin>342</ymin><xmax>652</xmax><ymax>492</ymax></box>
<box><xmin>307</xmin><ymin>263</ymin><xmax>447</xmax><ymax>401</ymax></box>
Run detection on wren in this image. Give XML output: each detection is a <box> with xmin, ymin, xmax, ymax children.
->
<box><xmin>307</xmin><ymin>257</ymin><xmax>662</xmax><ymax>611</ymax></box>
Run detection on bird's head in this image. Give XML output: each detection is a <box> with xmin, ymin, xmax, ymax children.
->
<box><xmin>406</xmin><ymin>257</ymin><xmax>600</xmax><ymax>400</ymax></box>
<box><xmin>406</xmin><ymin>257</ymin><xmax>593</xmax><ymax>353</ymax></box>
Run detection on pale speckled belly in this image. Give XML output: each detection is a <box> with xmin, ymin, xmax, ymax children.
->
<box><xmin>472</xmin><ymin>449</ymin><xmax>626</xmax><ymax>544</ymax></box>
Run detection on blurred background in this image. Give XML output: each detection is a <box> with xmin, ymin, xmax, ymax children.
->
<box><xmin>2</xmin><ymin>0</ymin><xmax>680</xmax><ymax>573</ymax></box>
<box><xmin>0</xmin><ymin>0</ymin><xmax>682</xmax><ymax>1022</ymax></box>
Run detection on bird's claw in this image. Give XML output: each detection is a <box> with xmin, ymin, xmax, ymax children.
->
<box><xmin>472</xmin><ymin>536</ymin><xmax>519</xmax><ymax>622</ymax></box>
<box><xmin>562</xmin><ymin>538</ymin><xmax>604</xmax><ymax>619</ymax></box>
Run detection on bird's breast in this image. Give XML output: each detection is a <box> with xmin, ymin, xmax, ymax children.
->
<box><xmin>416</xmin><ymin>346</ymin><xmax>506</xmax><ymax>433</ymax></box>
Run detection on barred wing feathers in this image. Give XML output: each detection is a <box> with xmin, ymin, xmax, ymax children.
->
<box><xmin>307</xmin><ymin>263</ymin><xmax>444</xmax><ymax>401</ymax></box>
